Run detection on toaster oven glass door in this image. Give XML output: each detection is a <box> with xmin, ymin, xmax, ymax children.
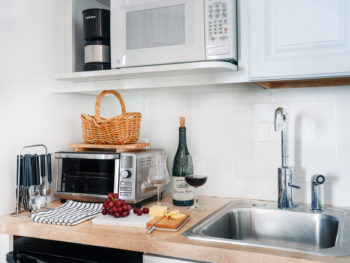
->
<box><xmin>60</xmin><ymin>158</ymin><xmax>116</xmax><ymax>195</ymax></box>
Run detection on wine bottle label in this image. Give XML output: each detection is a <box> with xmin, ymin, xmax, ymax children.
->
<box><xmin>172</xmin><ymin>177</ymin><xmax>194</xmax><ymax>201</ymax></box>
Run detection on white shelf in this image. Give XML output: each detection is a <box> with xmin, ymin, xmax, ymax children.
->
<box><xmin>55</xmin><ymin>61</ymin><xmax>238</xmax><ymax>82</ymax></box>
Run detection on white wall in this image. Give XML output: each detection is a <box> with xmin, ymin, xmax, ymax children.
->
<box><xmin>0</xmin><ymin>1</ymin><xmax>104</xmax><ymax>215</ymax></box>
<box><xmin>113</xmin><ymin>85</ymin><xmax>350</xmax><ymax>208</ymax></box>
<box><xmin>0</xmin><ymin>1</ymin><xmax>119</xmax><ymax>259</ymax></box>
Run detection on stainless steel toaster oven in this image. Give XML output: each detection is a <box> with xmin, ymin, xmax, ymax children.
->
<box><xmin>54</xmin><ymin>149</ymin><xmax>166</xmax><ymax>204</ymax></box>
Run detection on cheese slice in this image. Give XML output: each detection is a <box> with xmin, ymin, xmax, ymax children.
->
<box><xmin>166</xmin><ymin>210</ymin><xmax>180</xmax><ymax>217</ymax></box>
<box><xmin>150</xmin><ymin>206</ymin><xmax>168</xmax><ymax>218</ymax></box>
<box><xmin>170</xmin><ymin>213</ymin><xmax>186</xmax><ymax>220</ymax></box>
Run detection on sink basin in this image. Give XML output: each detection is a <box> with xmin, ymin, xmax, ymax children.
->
<box><xmin>183</xmin><ymin>200</ymin><xmax>350</xmax><ymax>257</ymax></box>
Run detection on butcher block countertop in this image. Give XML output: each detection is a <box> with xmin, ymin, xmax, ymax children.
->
<box><xmin>0</xmin><ymin>195</ymin><xmax>349</xmax><ymax>263</ymax></box>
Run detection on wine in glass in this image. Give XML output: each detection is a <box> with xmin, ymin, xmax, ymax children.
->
<box><xmin>148</xmin><ymin>154</ymin><xmax>170</xmax><ymax>206</ymax></box>
<box><xmin>185</xmin><ymin>155</ymin><xmax>208</xmax><ymax>210</ymax></box>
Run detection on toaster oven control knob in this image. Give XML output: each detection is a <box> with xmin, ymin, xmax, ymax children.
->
<box><xmin>121</xmin><ymin>170</ymin><xmax>131</xmax><ymax>178</ymax></box>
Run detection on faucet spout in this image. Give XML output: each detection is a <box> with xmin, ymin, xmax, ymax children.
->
<box><xmin>275</xmin><ymin>107</ymin><xmax>299</xmax><ymax>209</ymax></box>
<box><xmin>274</xmin><ymin>107</ymin><xmax>285</xmax><ymax>131</ymax></box>
<box><xmin>274</xmin><ymin>107</ymin><xmax>289</xmax><ymax>168</ymax></box>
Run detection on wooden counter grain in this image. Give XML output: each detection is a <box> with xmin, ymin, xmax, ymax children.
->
<box><xmin>0</xmin><ymin>195</ymin><xmax>349</xmax><ymax>263</ymax></box>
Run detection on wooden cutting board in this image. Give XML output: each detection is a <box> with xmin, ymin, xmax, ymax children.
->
<box><xmin>146</xmin><ymin>213</ymin><xmax>190</xmax><ymax>230</ymax></box>
<box><xmin>70</xmin><ymin>143</ymin><xmax>150</xmax><ymax>153</ymax></box>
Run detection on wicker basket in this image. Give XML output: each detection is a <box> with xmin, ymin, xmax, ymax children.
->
<box><xmin>81</xmin><ymin>90</ymin><xmax>142</xmax><ymax>145</ymax></box>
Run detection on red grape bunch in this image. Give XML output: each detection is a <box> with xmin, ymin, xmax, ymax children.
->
<box><xmin>102</xmin><ymin>193</ymin><xmax>132</xmax><ymax>218</ymax></box>
<box><xmin>101</xmin><ymin>193</ymin><xmax>149</xmax><ymax>218</ymax></box>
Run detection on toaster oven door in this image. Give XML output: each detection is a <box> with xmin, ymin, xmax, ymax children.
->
<box><xmin>55</xmin><ymin>154</ymin><xmax>120</xmax><ymax>202</ymax></box>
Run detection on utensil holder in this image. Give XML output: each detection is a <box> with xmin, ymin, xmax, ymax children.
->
<box><xmin>11</xmin><ymin>144</ymin><xmax>51</xmax><ymax>218</ymax></box>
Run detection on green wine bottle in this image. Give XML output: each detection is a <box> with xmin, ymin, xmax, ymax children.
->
<box><xmin>172</xmin><ymin>117</ymin><xmax>194</xmax><ymax>206</ymax></box>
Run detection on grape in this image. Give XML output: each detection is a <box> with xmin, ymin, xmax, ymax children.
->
<box><xmin>127</xmin><ymin>205</ymin><xmax>132</xmax><ymax>211</ymax></box>
<box><xmin>103</xmin><ymin>202</ymin><xmax>108</xmax><ymax>208</ymax></box>
<box><xmin>108</xmin><ymin>201</ymin><xmax>114</xmax><ymax>208</ymax></box>
<box><xmin>137</xmin><ymin>210</ymin><xmax>143</xmax><ymax>216</ymax></box>
<box><xmin>133</xmin><ymin>208</ymin><xmax>138</xmax><ymax>214</ymax></box>
<box><xmin>125</xmin><ymin>210</ymin><xmax>130</xmax><ymax>216</ymax></box>
<box><xmin>111</xmin><ymin>206</ymin><xmax>118</xmax><ymax>213</ymax></box>
<box><xmin>122</xmin><ymin>205</ymin><xmax>129</xmax><ymax>211</ymax></box>
<box><xmin>142</xmin><ymin>208</ymin><xmax>149</xmax><ymax>214</ymax></box>
<box><xmin>117</xmin><ymin>206</ymin><xmax>123</xmax><ymax>214</ymax></box>
<box><xmin>114</xmin><ymin>212</ymin><xmax>120</xmax><ymax>218</ymax></box>
<box><xmin>102</xmin><ymin>209</ymin><xmax>107</xmax><ymax>215</ymax></box>
<box><xmin>116</xmin><ymin>200</ymin><xmax>122</xmax><ymax>207</ymax></box>
<box><xmin>107</xmin><ymin>193</ymin><xmax>114</xmax><ymax>199</ymax></box>
<box><xmin>107</xmin><ymin>209</ymin><xmax>113</xmax><ymax>215</ymax></box>
<box><xmin>121</xmin><ymin>211</ymin><xmax>127</xmax><ymax>217</ymax></box>
<box><xmin>113</xmin><ymin>193</ymin><xmax>119</xmax><ymax>199</ymax></box>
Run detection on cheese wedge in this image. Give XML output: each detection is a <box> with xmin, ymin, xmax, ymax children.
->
<box><xmin>150</xmin><ymin>206</ymin><xmax>168</xmax><ymax>218</ymax></box>
<box><xmin>170</xmin><ymin>213</ymin><xmax>186</xmax><ymax>220</ymax></box>
<box><xmin>166</xmin><ymin>210</ymin><xmax>180</xmax><ymax>217</ymax></box>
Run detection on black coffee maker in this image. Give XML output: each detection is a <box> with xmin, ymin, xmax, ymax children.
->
<box><xmin>82</xmin><ymin>9</ymin><xmax>110</xmax><ymax>71</ymax></box>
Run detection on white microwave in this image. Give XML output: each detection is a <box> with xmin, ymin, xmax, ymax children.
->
<box><xmin>111</xmin><ymin>0</ymin><xmax>237</xmax><ymax>68</ymax></box>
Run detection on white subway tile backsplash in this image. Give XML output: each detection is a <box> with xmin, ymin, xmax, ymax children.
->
<box><xmin>312</xmin><ymin>86</ymin><xmax>350</xmax><ymax>102</ymax></box>
<box><xmin>313</xmin><ymin>121</ymin><xmax>336</xmax><ymax>143</ymax></box>
<box><xmin>231</xmin><ymin>142</ymin><xmax>253</xmax><ymax>162</ymax></box>
<box><xmin>236</xmin><ymin>161</ymin><xmax>277</xmax><ymax>181</ymax></box>
<box><xmin>190</xmin><ymin>90</ymin><xmax>234</xmax><ymax>106</ymax></box>
<box><xmin>337</xmin><ymin>143</ymin><xmax>350</xmax><ymax>161</ymax></box>
<box><xmin>271</xmin><ymin>88</ymin><xmax>313</xmax><ymax>103</ymax></box>
<box><xmin>251</xmin><ymin>123</ymin><xmax>271</xmax><ymax>141</ymax></box>
<box><xmin>231</xmin><ymin>104</ymin><xmax>252</xmax><ymax>122</ymax></box>
<box><xmin>232</xmin><ymin>87</ymin><xmax>272</xmax><ymax>104</ymax></box>
<box><xmin>293</xmin><ymin>102</ymin><xmax>336</xmax><ymax>122</ymax></box>
<box><xmin>295</xmin><ymin>142</ymin><xmax>337</xmax><ymax>163</ymax></box>
<box><xmin>253</xmin><ymin>142</ymin><xmax>280</xmax><ymax>162</ymax></box>
<box><xmin>252</xmin><ymin>104</ymin><xmax>274</xmax><ymax>122</ymax></box>
<box><xmin>294</xmin><ymin>122</ymin><xmax>313</xmax><ymax>142</ymax></box>
<box><xmin>119</xmin><ymin>85</ymin><xmax>350</xmax><ymax>207</ymax></box>
<box><xmin>336</xmin><ymin>101</ymin><xmax>350</xmax><ymax>122</ymax></box>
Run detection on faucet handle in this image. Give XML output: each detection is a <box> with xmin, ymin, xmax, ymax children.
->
<box><xmin>288</xmin><ymin>183</ymin><xmax>301</xmax><ymax>189</ymax></box>
<box><xmin>311</xmin><ymin>174</ymin><xmax>325</xmax><ymax>212</ymax></box>
<box><xmin>312</xmin><ymin>174</ymin><xmax>325</xmax><ymax>185</ymax></box>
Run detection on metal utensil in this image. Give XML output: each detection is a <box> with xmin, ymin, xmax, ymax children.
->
<box><xmin>39</xmin><ymin>154</ymin><xmax>46</xmax><ymax>196</ymax></box>
<box><xmin>46</xmin><ymin>153</ymin><xmax>52</xmax><ymax>196</ymax></box>
<box><xmin>32</xmin><ymin>155</ymin><xmax>41</xmax><ymax>211</ymax></box>
<box><xmin>23</xmin><ymin>154</ymin><xmax>32</xmax><ymax>211</ymax></box>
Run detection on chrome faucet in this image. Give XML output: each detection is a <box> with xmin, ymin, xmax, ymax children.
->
<box><xmin>274</xmin><ymin>107</ymin><xmax>300</xmax><ymax>209</ymax></box>
<box><xmin>311</xmin><ymin>174</ymin><xmax>325</xmax><ymax>212</ymax></box>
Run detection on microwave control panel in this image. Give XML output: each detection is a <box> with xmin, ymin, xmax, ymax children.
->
<box><xmin>205</xmin><ymin>0</ymin><xmax>237</xmax><ymax>62</ymax></box>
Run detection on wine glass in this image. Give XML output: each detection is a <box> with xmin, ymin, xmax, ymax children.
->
<box><xmin>148</xmin><ymin>154</ymin><xmax>170</xmax><ymax>206</ymax></box>
<box><xmin>185</xmin><ymin>155</ymin><xmax>208</xmax><ymax>210</ymax></box>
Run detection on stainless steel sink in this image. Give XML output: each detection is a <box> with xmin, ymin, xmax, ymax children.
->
<box><xmin>183</xmin><ymin>200</ymin><xmax>350</xmax><ymax>257</ymax></box>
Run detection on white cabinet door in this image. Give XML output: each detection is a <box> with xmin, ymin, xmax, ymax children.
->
<box><xmin>249</xmin><ymin>0</ymin><xmax>350</xmax><ymax>81</ymax></box>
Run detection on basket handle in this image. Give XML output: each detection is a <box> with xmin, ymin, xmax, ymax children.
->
<box><xmin>95</xmin><ymin>90</ymin><xmax>126</xmax><ymax>118</ymax></box>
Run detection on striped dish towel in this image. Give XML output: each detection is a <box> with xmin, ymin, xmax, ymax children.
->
<box><xmin>31</xmin><ymin>200</ymin><xmax>103</xmax><ymax>226</ymax></box>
